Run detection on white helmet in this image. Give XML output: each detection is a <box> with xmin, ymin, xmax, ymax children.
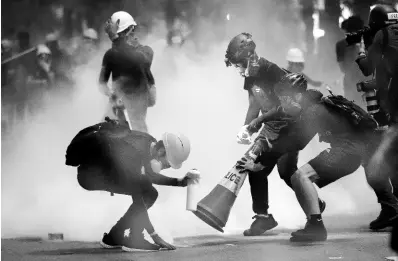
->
<box><xmin>110</xmin><ymin>11</ymin><xmax>137</xmax><ymax>34</ymax></box>
<box><xmin>83</xmin><ymin>28</ymin><xmax>99</xmax><ymax>40</ymax></box>
<box><xmin>286</xmin><ymin>48</ymin><xmax>305</xmax><ymax>63</ymax></box>
<box><xmin>36</xmin><ymin>44</ymin><xmax>51</xmax><ymax>56</ymax></box>
<box><xmin>161</xmin><ymin>132</ymin><xmax>191</xmax><ymax>169</ymax></box>
<box><xmin>45</xmin><ymin>31</ymin><xmax>60</xmax><ymax>42</ymax></box>
<box><xmin>1</xmin><ymin>39</ymin><xmax>13</xmax><ymax>50</ymax></box>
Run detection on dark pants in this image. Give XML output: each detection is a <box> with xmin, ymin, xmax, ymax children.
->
<box><xmin>248</xmin><ymin>151</ymin><xmax>299</xmax><ymax>215</ymax></box>
<box><xmin>366</xmin><ymin>124</ymin><xmax>398</xmax><ymax>251</ymax></box>
<box><xmin>247</xmin><ymin>120</ymin><xmax>299</xmax><ymax>215</ymax></box>
<box><xmin>108</xmin><ymin>185</ymin><xmax>158</xmax><ymax>239</ymax></box>
<box><xmin>78</xmin><ymin>164</ymin><xmax>158</xmax><ymax>237</ymax></box>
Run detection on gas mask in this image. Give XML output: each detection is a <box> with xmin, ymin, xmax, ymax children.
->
<box><xmin>150</xmin><ymin>159</ymin><xmax>163</xmax><ymax>173</ymax></box>
<box><xmin>244</xmin><ymin>53</ymin><xmax>260</xmax><ymax>77</ymax></box>
<box><xmin>234</xmin><ymin>65</ymin><xmax>246</xmax><ymax>77</ymax></box>
<box><xmin>233</xmin><ymin>54</ymin><xmax>260</xmax><ymax>78</ymax></box>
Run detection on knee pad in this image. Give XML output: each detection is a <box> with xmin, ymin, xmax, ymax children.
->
<box><xmin>291</xmin><ymin>163</ymin><xmax>319</xmax><ymax>184</ymax></box>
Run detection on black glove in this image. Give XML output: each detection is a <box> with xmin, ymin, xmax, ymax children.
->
<box><xmin>177</xmin><ymin>176</ymin><xmax>189</xmax><ymax>187</ymax></box>
<box><xmin>345</xmin><ymin>32</ymin><xmax>362</xmax><ymax>46</ymax></box>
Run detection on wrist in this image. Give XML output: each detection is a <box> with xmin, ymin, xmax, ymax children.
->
<box><xmin>175</xmin><ymin>178</ymin><xmax>182</xmax><ymax>186</ymax></box>
<box><xmin>149</xmin><ymin>231</ymin><xmax>158</xmax><ymax>237</ymax></box>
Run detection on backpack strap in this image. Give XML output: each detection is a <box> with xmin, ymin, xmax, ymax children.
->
<box><xmin>381</xmin><ymin>27</ymin><xmax>389</xmax><ymax>55</ymax></box>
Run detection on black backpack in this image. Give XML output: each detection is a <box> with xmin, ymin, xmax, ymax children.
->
<box><xmin>321</xmin><ymin>92</ymin><xmax>379</xmax><ymax>130</ymax></box>
<box><xmin>65</xmin><ymin>118</ymin><xmax>130</xmax><ymax>167</ymax></box>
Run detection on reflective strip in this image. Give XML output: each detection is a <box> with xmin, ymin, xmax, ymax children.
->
<box><xmin>218</xmin><ymin>166</ymin><xmax>248</xmax><ymax>196</ymax></box>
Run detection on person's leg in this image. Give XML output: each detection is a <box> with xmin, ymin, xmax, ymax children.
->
<box><xmin>115</xmin><ymin>79</ymin><xmax>149</xmax><ymax>133</ymax></box>
<box><xmin>276</xmin><ymin>151</ymin><xmax>298</xmax><ymax>188</ymax></box>
<box><xmin>277</xmin><ymin>151</ymin><xmax>326</xmax><ymax>213</ymax></box>
<box><xmin>364</xmin><ymin>162</ymin><xmax>398</xmax><ymax>230</ymax></box>
<box><xmin>365</xmin><ymin>127</ymin><xmax>398</xmax><ymax>230</ymax></box>
<box><xmin>290</xmin><ymin>144</ymin><xmax>363</xmax><ymax>242</ymax></box>
<box><xmin>244</xmin><ymin>152</ymin><xmax>279</xmax><ymax>236</ymax></box>
<box><xmin>101</xmin><ymin>184</ymin><xmax>160</xmax><ymax>250</ymax></box>
<box><xmin>291</xmin><ymin>164</ymin><xmax>322</xmax><ymax>218</ymax></box>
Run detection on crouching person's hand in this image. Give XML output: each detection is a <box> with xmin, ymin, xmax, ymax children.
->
<box><xmin>177</xmin><ymin>176</ymin><xmax>189</xmax><ymax>187</ymax></box>
<box><xmin>150</xmin><ymin>232</ymin><xmax>176</xmax><ymax>250</ymax></box>
<box><xmin>177</xmin><ymin>169</ymin><xmax>200</xmax><ymax>187</ymax></box>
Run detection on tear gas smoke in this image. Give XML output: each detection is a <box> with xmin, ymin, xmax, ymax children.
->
<box><xmin>1</xmin><ymin>0</ymin><xmax>379</xmax><ymax>242</ymax></box>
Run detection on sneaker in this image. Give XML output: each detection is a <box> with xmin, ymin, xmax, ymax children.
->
<box><xmin>369</xmin><ymin>205</ymin><xmax>398</xmax><ymax>230</ymax></box>
<box><xmin>290</xmin><ymin>219</ymin><xmax>327</xmax><ymax>242</ymax></box>
<box><xmin>100</xmin><ymin>233</ymin><xmax>123</xmax><ymax>249</ymax></box>
<box><xmin>243</xmin><ymin>214</ymin><xmax>278</xmax><ymax>236</ymax></box>
<box><xmin>121</xmin><ymin>233</ymin><xmax>161</xmax><ymax>252</ymax></box>
<box><xmin>290</xmin><ymin>201</ymin><xmax>326</xmax><ymax>237</ymax></box>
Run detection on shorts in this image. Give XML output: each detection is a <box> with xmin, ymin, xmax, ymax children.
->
<box><xmin>308</xmin><ymin>138</ymin><xmax>365</xmax><ymax>188</ymax></box>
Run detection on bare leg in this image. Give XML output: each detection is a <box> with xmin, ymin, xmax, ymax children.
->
<box><xmin>291</xmin><ymin>164</ymin><xmax>320</xmax><ymax>218</ymax></box>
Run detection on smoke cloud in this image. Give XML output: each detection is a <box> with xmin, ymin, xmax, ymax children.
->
<box><xmin>1</xmin><ymin>0</ymin><xmax>379</xmax><ymax>243</ymax></box>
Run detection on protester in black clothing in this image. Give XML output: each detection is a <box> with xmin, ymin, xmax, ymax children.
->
<box><xmin>356</xmin><ymin>4</ymin><xmax>398</xmax><ymax>252</ymax></box>
<box><xmin>99</xmin><ymin>11</ymin><xmax>156</xmax><ymax>132</ymax></box>
<box><xmin>285</xmin><ymin>48</ymin><xmax>325</xmax><ymax>88</ymax></box>
<box><xmin>66</xmin><ymin>118</ymin><xmax>193</xmax><ymax>251</ymax></box>
<box><xmin>225</xmin><ymin>33</ymin><xmax>325</xmax><ymax>236</ymax></box>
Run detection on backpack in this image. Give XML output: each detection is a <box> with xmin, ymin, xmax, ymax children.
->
<box><xmin>321</xmin><ymin>92</ymin><xmax>379</xmax><ymax>130</ymax></box>
<box><xmin>65</xmin><ymin>118</ymin><xmax>131</xmax><ymax>167</ymax></box>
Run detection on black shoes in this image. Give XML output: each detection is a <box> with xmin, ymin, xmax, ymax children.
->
<box><xmin>369</xmin><ymin>204</ymin><xmax>398</xmax><ymax>230</ymax></box>
<box><xmin>290</xmin><ymin>218</ymin><xmax>327</xmax><ymax>242</ymax></box>
<box><xmin>100</xmin><ymin>231</ymin><xmax>161</xmax><ymax>252</ymax></box>
<box><xmin>100</xmin><ymin>233</ymin><xmax>123</xmax><ymax>249</ymax></box>
<box><xmin>243</xmin><ymin>214</ymin><xmax>278</xmax><ymax>236</ymax></box>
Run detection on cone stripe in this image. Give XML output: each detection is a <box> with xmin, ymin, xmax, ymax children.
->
<box><xmin>219</xmin><ymin>167</ymin><xmax>247</xmax><ymax>196</ymax></box>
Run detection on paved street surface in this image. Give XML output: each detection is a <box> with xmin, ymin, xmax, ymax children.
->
<box><xmin>2</xmin><ymin>229</ymin><xmax>397</xmax><ymax>261</ymax></box>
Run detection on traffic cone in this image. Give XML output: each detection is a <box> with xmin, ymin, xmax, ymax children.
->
<box><xmin>193</xmin><ymin>142</ymin><xmax>263</xmax><ymax>232</ymax></box>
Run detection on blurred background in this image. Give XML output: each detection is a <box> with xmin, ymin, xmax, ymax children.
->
<box><xmin>2</xmin><ymin>0</ymin><xmax>398</xmax><ymax>242</ymax></box>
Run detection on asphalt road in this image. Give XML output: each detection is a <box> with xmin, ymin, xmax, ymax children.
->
<box><xmin>2</xmin><ymin>230</ymin><xmax>397</xmax><ymax>261</ymax></box>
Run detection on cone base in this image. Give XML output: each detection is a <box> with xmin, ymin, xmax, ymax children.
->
<box><xmin>193</xmin><ymin>205</ymin><xmax>225</xmax><ymax>233</ymax></box>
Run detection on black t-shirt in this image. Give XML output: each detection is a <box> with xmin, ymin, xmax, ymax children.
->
<box><xmin>243</xmin><ymin>57</ymin><xmax>286</xmax><ymax>91</ymax></box>
<box><xmin>100</xmin><ymin>38</ymin><xmax>155</xmax><ymax>93</ymax></box>
<box><xmin>272</xmin><ymin>90</ymin><xmax>364</xmax><ymax>153</ymax></box>
<box><xmin>243</xmin><ymin>58</ymin><xmax>287</xmax><ymax>111</ymax></box>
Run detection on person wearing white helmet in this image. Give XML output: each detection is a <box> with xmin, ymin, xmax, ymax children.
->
<box><xmin>286</xmin><ymin>47</ymin><xmax>325</xmax><ymax>88</ymax></box>
<box><xmin>65</xmin><ymin>118</ymin><xmax>196</xmax><ymax>252</ymax></box>
<box><xmin>83</xmin><ymin>28</ymin><xmax>99</xmax><ymax>41</ymax></box>
<box><xmin>1</xmin><ymin>39</ymin><xmax>15</xmax><ymax>86</ymax></box>
<box><xmin>26</xmin><ymin>44</ymin><xmax>54</xmax><ymax>86</ymax></box>
<box><xmin>74</xmin><ymin>28</ymin><xmax>100</xmax><ymax>66</ymax></box>
<box><xmin>99</xmin><ymin>11</ymin><xmax>156</xmax><ymax>132</ymax></box>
